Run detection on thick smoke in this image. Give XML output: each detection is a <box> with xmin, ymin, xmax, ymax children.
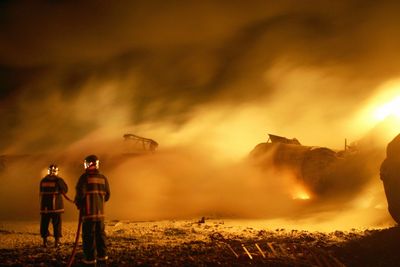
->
<box><xmin>1</xmin><ymin>1</ymin><xmax>400</xmax><ymax>149</ymax></box>
<box><xmin>0</xmin><ymin>1</ymin><xmax>400</xmax><ymax>229</ymax></box>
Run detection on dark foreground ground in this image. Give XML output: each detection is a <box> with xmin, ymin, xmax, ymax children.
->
<box><xmin>0</xmin><ymin>219</ymin><xmax>399</xmax><ymax>267</ymax></box>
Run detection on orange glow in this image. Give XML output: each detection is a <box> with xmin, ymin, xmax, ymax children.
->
<box><xmin>373</xmin><ymin>95</ymin><xmax>400</xmax><ymax>121</ymax></box>
<box><xmin>354</xmin><ymin>79</ymin><xmax>400</xmax><ymax>140</ymax></box>
<box><xmin>291</xmin><ymin>183</ymin><xmax>311</xmax><ymax>200</ymax></box>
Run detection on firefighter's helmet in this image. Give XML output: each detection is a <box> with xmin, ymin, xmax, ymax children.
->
<box><xmin>48</xmin><ymin>164</ymin><xmax>59</xmax><ymax>175</ymax></box>
<box><xmin>84</xmin><ymin>154</ymin><xmax>99</xmax><ymax>169</ymax></box>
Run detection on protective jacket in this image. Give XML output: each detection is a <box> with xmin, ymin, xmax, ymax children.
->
<box><xmin>75</xmin><ymin>168</ymin><xmax>110</xmax><ymax>221</ymax></box>
<box><xmin>39</xmin><ymin>175</ymin><xmax>68</xmax><ymax>214</ymax></box>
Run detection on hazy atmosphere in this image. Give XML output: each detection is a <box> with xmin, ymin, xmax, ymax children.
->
<box><xmin>1</xmin><ymin>1</ymin><xmax>400</xmax><ymax>230</ymax></box>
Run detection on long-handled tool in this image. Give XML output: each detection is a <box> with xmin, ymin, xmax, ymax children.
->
<box><xmin>67</xmin><ymin>210</ymin><xmax>82</xmax><ymax>267</ymax></box>
<box><xmin>62</xmin><ymin>192</ymin><xmax>75</xmax><ymax>204</ymax></box>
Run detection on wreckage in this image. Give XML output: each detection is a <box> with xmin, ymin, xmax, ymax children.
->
<box><xmin>250</xmin><ymin>133</ymin><xmax>365</xmax><ymax>198</ymax></box>
<box><xmin>0</xmin><ymin>133</ymin><xmax>158</xmax><ymax>173</ymax></box>
<box><xmin>122</xmin><ymin>133</ymin><xmax>158</xmax><ymax>154</ymax></box>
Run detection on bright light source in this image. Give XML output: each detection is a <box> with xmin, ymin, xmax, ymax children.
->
<box><xmin>354</xmin><ymin>80</ymin><xmax>400</xmax><ymax>140</ymax></box>
<box><xmin>292</xmin><ymin>183</ymin><xmax>311</xmax><ymax>200</ymax></box>
<box><xmin>293</xmin><ymin>191</ymin><xmax>311</xmax><ymax>200</ymax></box>
<box><xmin>373</xmin><ymin>96</ymin><xmax>400</xmax><ymax>121</ymax></box>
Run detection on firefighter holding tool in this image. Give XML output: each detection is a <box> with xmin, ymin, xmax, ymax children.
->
<box><xmin>75</xmin><ymin>155</ymin><xmax>111</xmax><ymax>266</ymax></box>
<box><xmin>39</xmin><ymin>164</ymin><xmax>68</xmax><ymax>248</ymax></box>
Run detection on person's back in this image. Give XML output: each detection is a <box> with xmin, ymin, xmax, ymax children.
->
<box><xmin>75</xmin><ymin>167</ymin><xmax>109</xmax><ymax>220</ymax></box>
<box><xmin>380</xmin><ymin>134</ymin><xmax>400</xmax><ymax>224</ymax></box>
<box><xmin>39</xmin><ymin>164</ymin><xmax>68</xmax><ymax>247</ymax></box>
<box><xmin>75</xmin><ymin>155</ymin><xmax>110</xmax><ymax>265</ymax></box>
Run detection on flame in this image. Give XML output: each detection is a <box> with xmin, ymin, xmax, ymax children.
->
<box><xmin>293</xmin><ymin>191</ymin><xmax>311</xmax><ymax>200</ymax></box>
<box><xmin>291</xmin><ymin>183</ymin><xmax>311</xmax><ymax>200</ymax></box>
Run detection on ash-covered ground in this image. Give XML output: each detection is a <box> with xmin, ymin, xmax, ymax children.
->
<box><xmin>0</xmin><ymin>219</ymin><xmax>399</xmax><ymax>267</ymax></box>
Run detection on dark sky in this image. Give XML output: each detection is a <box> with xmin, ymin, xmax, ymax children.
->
<box><xmin>1</xmin><ymin>0</ymin><xmax>400</xmax><ymax>153</ymax></box>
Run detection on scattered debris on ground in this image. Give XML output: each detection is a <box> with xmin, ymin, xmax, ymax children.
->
<box><xmin>0</xmin><ymin>220</ymin><xmax>399</xmax><ymax>266</ymax></box>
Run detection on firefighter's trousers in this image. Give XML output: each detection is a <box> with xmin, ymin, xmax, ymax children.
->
<box><xmin>40</xmin><ymin>213</ymin><xmax>62</xmax><ymax>238</ymax></box>
<box><xmin>82</xmin><ymin>220</ymin><xmax>107</xmax><ymax>261</ymax></box>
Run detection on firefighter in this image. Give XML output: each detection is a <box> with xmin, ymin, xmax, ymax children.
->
<box><xmin>380</xmin><ymin>134</ymin><xmax>400</xmax><ymax>224</ymax></box>
<box><xmin>39</xmin><ymin>164</ymin><xmax>68</xmax><ymax>248</ymax></box>
<box><xmin>75</xmin><ymin>155</ymin><xmax>110</xmax><ymax>265</ymax></box>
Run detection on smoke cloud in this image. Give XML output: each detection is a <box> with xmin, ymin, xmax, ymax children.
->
<box><xmin>1</xmin><ymin>1</ymin><xmax>400</xmax><ymax>229</ymax></box>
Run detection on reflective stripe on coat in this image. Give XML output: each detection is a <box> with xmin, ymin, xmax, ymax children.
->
<box><xmin>75</xmin><ymin>169</ymin><xmax>110</xmax><ymax>221</ymax></box>
<box><xmin>39</xmin><ymin>175</ymin><xmax>68</xmax><ymax>214</ymax></box>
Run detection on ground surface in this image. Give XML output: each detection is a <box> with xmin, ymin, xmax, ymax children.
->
<box><xmin>0</xmin><ymin>219</ymin><xmax>399</xmax><ymax>267</ymax></box>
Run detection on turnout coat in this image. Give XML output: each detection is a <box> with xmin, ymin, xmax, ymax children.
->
<box><xmin>75</xmin><ymin>168</ymin><xmax>110</xmax><ymax>221</ymax></box>
<box><xmin>39</xmin><ymin>175</ymin><xmax>68</xmax><ymax>214</ymax></box>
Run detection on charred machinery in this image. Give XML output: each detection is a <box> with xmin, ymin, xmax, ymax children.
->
<box><xmin>0</xmin><ymin>133</ymin><xmax>159</xmax><ymax>173</ymax></box>
<box><xmin>123</xmin><ymin>133</ymin><xmax>158</xmax><ymax>154</ymax></box>
<box><xmin>250</xmin><ymin>134</ymin><xmax>364</xmax><ymax>197</ymax></box>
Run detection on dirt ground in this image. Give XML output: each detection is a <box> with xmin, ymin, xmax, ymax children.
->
<box><xmin>0</xmin><ymin>219</ymin><xmax>399</xmax><ymax>267</ymax></box>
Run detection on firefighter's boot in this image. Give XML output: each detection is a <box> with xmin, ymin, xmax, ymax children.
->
<box><xmin>55</xmin><ymin>238</ymin><xmax>60</xmax><ymax>248</ymax></box>
<box><xmin>43</xmin><ymin>238</ymin><xmax>47</xmax><ymax>248</ymax></box>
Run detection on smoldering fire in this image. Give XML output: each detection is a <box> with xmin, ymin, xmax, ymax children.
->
<box><xmin>0</xmin><ymin>1</ymin><xmax>400</xmax><ymax>231</ymax></box>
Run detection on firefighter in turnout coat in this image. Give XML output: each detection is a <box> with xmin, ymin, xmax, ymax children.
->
<box><xmin>75</xmin><ymin>155</ymin><xmax>110</xmax><ymax>265</ymax></box>
<box><xmin>39</xmin><ymin>164</ymin><xmax>68</xmax><ymax>247</ymax></box>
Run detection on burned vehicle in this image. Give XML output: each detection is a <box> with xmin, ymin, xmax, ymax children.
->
<box><xmin>250</xmin><ymin>134</ymin><xmax>372</xmax><ymax>199</ymax></box>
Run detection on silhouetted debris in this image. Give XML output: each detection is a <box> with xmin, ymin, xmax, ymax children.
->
<box><xmin>198</xmin><ymin>216</ymin><xmax>206</xmax><ymax>224</ymax></box>
<box><xmin>0</xmin><ymin>221</ymin><xmax>399</xmax><ymax>266</ymax></box>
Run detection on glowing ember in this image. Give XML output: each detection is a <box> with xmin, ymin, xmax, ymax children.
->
<box><xmin>293</xmin><ymin>191</ymin><xmax>311</xmax><ymax>200</ymax></box>
<box><xmin>292</xmin><ymin>184</ymin><xmax>311</xmax><ymax>200</ymax></box>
